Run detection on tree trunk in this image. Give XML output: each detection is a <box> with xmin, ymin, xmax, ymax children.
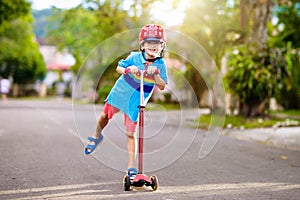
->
<box><xmin>240</xmin><ymin>0</ymin><xmax>246</xmax><ymax>29</ymax></box>
<box><xmin>237</xmin><ymin>0</ymin><xmax>274</xmax><ymax>116</ymax></box>
<box><xmin>13</xmin><ymin>83</ymin><xmax>19</xmax><ymax>97</ymax></box>
<box><xmin>240</xmin><ymin>98</ymin><xmax>268</xmax><ymax>117</ymax></box>
<box><xmin>246</xmin><ymin>0</ymin><xmax>274</xmax><ymax>49</ymax></box>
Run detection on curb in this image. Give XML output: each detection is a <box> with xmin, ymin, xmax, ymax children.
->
<box><xmin>224</xmin><ymin>127</ymin><xmax>300</xmax><ymax>151</ymax></box>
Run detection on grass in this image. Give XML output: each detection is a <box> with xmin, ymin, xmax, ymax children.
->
<box><xmin>270</xmin><ymin>109</ymin><xmax>300</xmax><ymax>119</ymax></box>
<box><xmin>197</xmin><ymin>111</ymin><xmax>300</xmax><ymax>130</ymax></box>
<box><xmin>273</xmin><ymin>110</ymin><xmax>300</xmax><ymax>115</ymax></box>
<box><xmin>146</xmin><ymin>102</ymin><xmax>181</xmax><ymax>111</ymax></box>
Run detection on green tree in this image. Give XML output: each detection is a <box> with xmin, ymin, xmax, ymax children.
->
<box><xmin>181</xmin><ymin>0</ymin><xmax>241</xmax><ymax>68</ymax></box>
<box><xmin>0</xmin><ymin>0</ymin><xmax>46</xmax><ymax>89</ymax></box>
<box><xmin>0</xmin><ymin>0</ymin><xmax>30</xmax><ymax>24</ymax></box>
<box><xmin>180</xmin><ymin>0</ymin><xmax>241</xmax><ymax>108</ymax></box>
<box><xmin>225</xmin><ymin>0</ymin><xmax>293</xmax><ymax>117</ymax></box>
<box><xmin>225</xmin><ymin>44</ymin><xmax>292</xmax><ymax>116</ymax></box>
<box><xmin>47</xmin><ymin>7</ymin><xmax>100</xmax><ymax>74</ymax></box>
<box><xmin>271</xmin><ymin>0</ymin><xmax>300</xmax><ymax>109</ymax></box>
<box><xmin>47</xmin><ymin>0</ymin><xmax>160</xmax><ymax>102</ymax></box>
<box><xmin>225</xmin><ymin>0</ymin><xmax>273</xmax><ymax>117</ymax></box>
<box><xmin>47</xmin><ymin>0</ymin><xmax>158</xmax><ymax>74</ymax></box>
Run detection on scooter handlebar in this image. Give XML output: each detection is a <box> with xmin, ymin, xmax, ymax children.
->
<box><xmin>124</xmin><ymin>67</ymin><xmax>160</xmax><ymax>76</ymax></box>
<box><xmin>131</xmin><ymin>69</ymin><xmax>160</xmax><ymax>76</ymax></box>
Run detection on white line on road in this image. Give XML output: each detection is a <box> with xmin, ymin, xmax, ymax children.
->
<box><xmin>12</xmin><ymin>190</ymin><xmax>109</xmax><ymax>200</ymax></box>
<box><xmin>1</xmin><ymin>182</ymin><xmax>299</xmax><ymax>200</ymax></box>
<box><xmin>0</xmin><ymin>182</ymin><xmax>118</xmax><ymax>195</ymax></box>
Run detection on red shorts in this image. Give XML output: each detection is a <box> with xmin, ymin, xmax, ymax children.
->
<box><xmin>103</xmin><ymin>102</ymin><xmax>137</xmax><ymax>132</ymax></box>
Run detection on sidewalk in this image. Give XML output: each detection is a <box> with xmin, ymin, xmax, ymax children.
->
<box><xmin>224</xmin><ymin>127</ymin><xmax>300</xmax><ymax>151</ymax></box>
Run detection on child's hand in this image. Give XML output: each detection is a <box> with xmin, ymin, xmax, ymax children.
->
<box><xmin>124</xmin><ymin>66</ymin><xmax>139</xmax><ymax>74</ymax></box>
<box><xmin>147</xmin><ymin>66</ymin><xmax>160</xmax><ymax>75</ymax></box>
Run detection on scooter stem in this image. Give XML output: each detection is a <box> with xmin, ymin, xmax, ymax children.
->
<box><xmin>138</xmin><ymin>70</ymin><xmax>145</xmax><ymax>174</ymax></box>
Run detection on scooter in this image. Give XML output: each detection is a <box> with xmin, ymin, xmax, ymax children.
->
<box><xmin>123</xmin><ymin>69</ymin><xmax>158</xmax><ymax>191</ymax></box>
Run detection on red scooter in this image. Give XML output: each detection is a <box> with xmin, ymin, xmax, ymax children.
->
<box><xmin>123</xmin><ymin>70</ymin><xmax>158</xmax><ymax>191</ymax></box>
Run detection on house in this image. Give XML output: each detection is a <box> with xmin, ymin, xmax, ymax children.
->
<box><xmin>38</xmin><ymin>44</ymin><xmax>75</xmax><ymax>96</ymax></box>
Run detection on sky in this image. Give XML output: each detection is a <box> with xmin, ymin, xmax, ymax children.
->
<box><xmin>29</xmin><ymin>0</ymin><xmax>189</xmax><ymax>27</ymax></box>
<box><xmin>30</xmin><ymin>0</ymin><xmax>82</xmax><ymax>10</ymax></box>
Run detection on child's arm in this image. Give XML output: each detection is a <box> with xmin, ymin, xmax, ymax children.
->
<box><xmin>153</xmin><ymin>74</ymin><xmax>166</xmax><ymax>90</ymax></box>
<box><xmin>116</xmin><ymin>66</ymin><xmax>138</xmax><ymax>74</ymax></box>
<box><xmin>116</xmin><ymin>66</ymin><xmax>126</xmax><ymax>74</ymax></box>
<box><xmin>147</xmin><ymin>66</ymin><xmax>166</xmax><ymax>90</ymax></box>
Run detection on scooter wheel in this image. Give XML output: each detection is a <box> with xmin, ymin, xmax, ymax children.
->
<box><xmin>150</xmin><ymin>176</ymin><xmax>158</xmax><ymax>191</ymax></box>
<box><xmin>123</xmin><ymin>175</ymin><xmax>131</xmax><ymax>191</ymax></box>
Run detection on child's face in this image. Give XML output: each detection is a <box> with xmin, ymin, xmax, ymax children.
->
<box><xmin>143</xmin><ymin>41</ymin><xmax>163</xmax><ymax>58</ymax></box>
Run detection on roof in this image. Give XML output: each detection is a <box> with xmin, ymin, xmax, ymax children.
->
<box><xmin>47</xmin><ymin>64</ymin><xmax>72</xmax><ymax>71</ymax></box>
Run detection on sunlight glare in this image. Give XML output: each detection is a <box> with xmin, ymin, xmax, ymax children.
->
<box><xmin>150</xmin><ymin>0</ymin><xmax>190</xmax><ymax>27</ymax></box>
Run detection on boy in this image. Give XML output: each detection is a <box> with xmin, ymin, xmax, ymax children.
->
<box><xmin>85</xmin><ymin>24</ymin><xmax>168</xmax><ymax>177</ymax></box>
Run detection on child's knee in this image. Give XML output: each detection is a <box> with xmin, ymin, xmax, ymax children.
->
<box><xmin>99</xmin><ymin>113</ymin><xmax>109</xmax><ymax>124</ymax></box>
<box><xmin>98</xmin><ymin>112</ymin><xmax>109</xmax><ymax>128</ymax></box>
<box><xmin>101</xmin><ymin>112</ymin><xmax>108</xmax><ymax>119</ymax></box>
<box><xmin>126</xmin><ymin>132</ymin><xmax>135</xmax><ymax>139</ymax></box>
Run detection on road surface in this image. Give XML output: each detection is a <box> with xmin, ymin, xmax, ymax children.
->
<box><xmin>0</xmin><ymin>99</ymin><xmax>299</xmax><ymax>199</ymax></box>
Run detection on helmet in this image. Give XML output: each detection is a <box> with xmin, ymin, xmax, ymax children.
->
<box><xmin>139</xmin><ymin>24</ymin><xmax>166</xmax><ymax>43</ymax></box>
<box><xmin>139</xmin><ymin>24</ymin><xmax>166</xmax><ymax>57</ymax></box>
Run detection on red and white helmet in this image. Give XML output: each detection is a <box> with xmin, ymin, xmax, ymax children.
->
<box><xmin>139</xmin><ymin>24</ymin><xmax>166</xmax><ymax>55</ymax></box>
<box><xmin>139</xmin><ymin>24</ymin><xmax>166</xmax><ymax>43</ymax></box>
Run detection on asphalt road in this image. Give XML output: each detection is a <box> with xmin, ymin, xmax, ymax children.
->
<box><xmin>0</xmin><ymin>99</ymin><xmax>299</xmax><ymax>200</ymax></box>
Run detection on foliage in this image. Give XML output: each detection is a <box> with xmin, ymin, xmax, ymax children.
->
<box><xmin>270</xmin><ymin>109</ymin><xmax>300</xmax><ymax>117</ymax></box>
<box><xmin>46</xmin><ymin>0</ymin><xmax>161</xmax><ymax>101</ymax></box>
<box><xmin>97</xmin><ymin>84</ymin><xmax>112</xmax><ymax>103</ymax></box>
<box><xmin>197</xmin><ymin>113</ymin><xmax>300</xmax><ymax>130</ymax></box>
<box><xmin>179</xmin><ymin>0</ymin><xmax>300</xmax><ymax>113</ymax></box>
<box><xmin>180</xmin><ymin>0</ymin><xmax>241</xmax><ymax>108</ymax></box>
<box><xmin>224</xmin><ymin>43</ymin><xmax>292</xmax><ymax>116</ymax></box>
<box><xmin>270</xmin><ymin>0</ymin><xmax>300</xmax><ymax>109</ymax></box>
<box><xmin>274</xmin><ymin>0</ymin><xmax>300</xmax><ymax>47</ymax></box>
<box><xmin>184</xmin><ymin>63</ymin><xmax>207</xmax><ymax>105</ymax></box>
<box><xmin>146</xmin><ymin>102</ymin><xmax>180</xmax><ymax>111</ymax></box>
<box><xmin>0</xmin><ymin>0</ymin><xmax>31</xmax><ymax>24</ymax></box>
<box><xmin>47</xmin><ymin>7</ymin><xmax>100</xmax><ymax>74</ymax></box>
<box><xmin>0</xmin><ymin>0</ymin><xmax>46</xmax><ymax>84</ymax></box>
<box><xmin>219</xmin><ymin>0</ymin><xmax>299</xmax><ymax>116</ymax></box>
<box><xmin>47</xmin><ymin>0</ymin><xmax>156</xmax><ymax>74</ymax></box>
<box><xmin>181</xmin><ymin>0</ymin><xmax>242</xmax><ymax>67</ymax></box>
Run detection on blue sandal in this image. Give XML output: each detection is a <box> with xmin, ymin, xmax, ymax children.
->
<box><xmin>128</xmin><ymin>168</ymin><xmax>138</xmax><ymax>179</ymax></box>
<box><xmin>84</xmin><ymin>135</ymin><xmax>104</xmax><ymax>155</ymax></box>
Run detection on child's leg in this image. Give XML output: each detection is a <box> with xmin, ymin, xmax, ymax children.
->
<box><xmin>85</xmin><ymin>112</ymin><xmax>108</xmax><ymax>154</ymax></box>
<box><xmin>93</xmin><ymin>102</ymin><xmax>120</xmax><ymax>138</ymax></box>
<box><xmin>85</xmin><ymin>103</ymin><xmax>119</xmax><ymax>154</ymax></box>
<box><xmin>124</xmin><ymin>114</ymin><xmax>138</xmax><ymax>169</ymax></box>
<box><xmin>126</xmin><ymin>132</ymin><xmax>136</xmax><ymax>169</ymax></box>
<box><xmin>2</xmin><ymin>94</ymin><xmax>7</xmax><ymax>101</ymax></box>
<box><xmin>93</xmin><ymin>112</ymin><xmax>109</xmax><ymax>138</ymax></box>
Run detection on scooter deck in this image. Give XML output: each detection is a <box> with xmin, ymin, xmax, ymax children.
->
<box><xmin>131</xmin><ymin>174</ymin><xmax>152</xmax><ymax>187</ymax></box>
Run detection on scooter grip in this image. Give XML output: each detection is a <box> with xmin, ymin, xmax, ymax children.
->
<box><xmin>124</xmin><ymin>68</ymin><xmax>131</xmax><ymax>74</ymax></box>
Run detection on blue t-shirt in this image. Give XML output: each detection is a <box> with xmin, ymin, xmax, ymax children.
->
<box><xmin>105</xmin><ymin>51</ymin><xmax>168</xmax><ymax>122</ymax></box>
